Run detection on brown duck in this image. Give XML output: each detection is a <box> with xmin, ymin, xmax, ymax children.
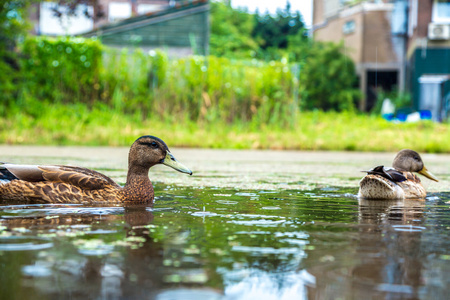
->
<box><xmin>0</xmin><ymin>136</ymin><xmax>192</xmax><ymax>204</ymax></box>
<box><xmin>358</xmin><ymin>149</ymin><xmax>438</xmax><ymax>200</ymax></box>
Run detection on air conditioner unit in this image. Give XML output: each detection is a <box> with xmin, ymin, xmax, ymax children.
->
<box><xmin>428</xmin><ymin>23</ymin><xmax>450</xmax><ymax>40</ymax></box>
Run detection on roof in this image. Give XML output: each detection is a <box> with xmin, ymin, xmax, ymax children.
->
<box><xmin>83</xmin><ymin>0</ymin><xmax>209</xmax><ymax>38</ymax></box>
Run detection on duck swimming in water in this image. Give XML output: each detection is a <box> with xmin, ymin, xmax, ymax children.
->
<box><xmin>0</xmin><ymin>136</ymin><xmax>192</xmax><ymax>204</ymax></box>
<box><xmin>358</xmin><ymin>149</ymin><xmax>438</xmax><ymax>200</ymax></box>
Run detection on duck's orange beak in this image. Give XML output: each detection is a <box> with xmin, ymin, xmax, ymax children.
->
<box><xmin>418</xmin><ymin>166</ymin><xmax>438</xmax><ymax>182</ymax></box>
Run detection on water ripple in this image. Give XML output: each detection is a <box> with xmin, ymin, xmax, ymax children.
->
<box><xmin>392</xmin><ymin>225</ymin><xmax>426</xmax><ymax>232</ymax></box>
<box><xmin>231</xmin><ymin>246</ymin><xmax>301</xmax><ymax>255</ymax></box>
<box><xmin>0</xmin><ymin>236</ymin><xmax>53</xmax><ymax>251</ymax></box>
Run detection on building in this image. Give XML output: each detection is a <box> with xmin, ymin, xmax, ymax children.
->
<box><xmin>313</xmin><ymin>0</ymin><xmax>450</xmax><ymax>121</ymax></box>
<box><xmin>406</xmin><ymin>0</ymin><xmax>450</xmax><ymax>121</ymax></box>
<box><xmin>29</xmin><ymin>0</ymin><xmax>174</xmax><ymax>35</ymax></box>
<box><xmin>28</xmin><ymin>0</ymin><xmax>210</xmax><ymax>57</ymax></box>
<box><xmin>84</xmin><ymin>0</ymin><xmax>209</xmax><ymax>56</ymax></box>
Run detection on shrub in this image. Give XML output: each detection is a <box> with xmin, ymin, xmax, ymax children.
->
<box><xmin>0</xmin><ymin>0</ymin><xmax>29</xmax><ymax>107</ymax></box>
<box><xmin>8</xmin><ymin>36</ymin><xmax>361</xmax><ymax>128</ymax></box>
<box><xmin>101</xmin><ymin>49</ymin><xmax>297</xmax><ymax>126</ymax></box>
<box><xmin>299</xmin><ymin>41</ymin><xmax>360</xmax><ymax>111</ymax></box>
<box><xmin>20</xmin><ymin>36</ymin><xmax>103</xmax><ymax>104</ymax></box>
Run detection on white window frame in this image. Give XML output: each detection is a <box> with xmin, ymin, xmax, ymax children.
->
<box><xmin>408</xmin><ymin>0</ymin><xmax>418</xmax><ymax>36</ymax></box>
<box><xmin>342</xmin><ymin>20</ymin><xmax>356</xmax><ymax>35</ymax></box>
<box><xmin>432</xmin><ymin>0</ymin><xmax>450</xmax><ymax>24</ymax></box>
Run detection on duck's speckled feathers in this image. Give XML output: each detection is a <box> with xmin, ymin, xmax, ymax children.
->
<box><xmin>0</xmin><ymin>136</ymin><xmax>192</xmax><ymax>204</ymax></box>
<box><xmin>359</xmin><ymin>170</ymin><xmax>424</xmax><ymax>200</ymax></box>
<box><xmin>0</xmin><ymin>164</ymin><xmax>124</xmax><ymax>204</ymax></box>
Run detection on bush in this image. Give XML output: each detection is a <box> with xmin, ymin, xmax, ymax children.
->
<box><xmin>0</xmin><ymin>0</ymin><xmax>29</xmax><ymax>106</ymax></box>
<box><xmin>102</xmin><ymin>49</ymin><xmax>297</xmax><ymax>126</ymax></box>
<box><xmin>20</xmin><ymin>36</ymin><xmax>103</xmax><ymax>104</ymax></box>
<box><xmin>372</xmin><ymin>89</ymin><xmax>412</xmax><ymax>115</ymax></box>
<box><xmin>299</xmin><ymin>42</ymin><xmax>360</xmax><ymax>111</ymax></box>
<box><xmin>14</xmin><ymin>37</ymin><xmax>298</xmax><ymax>127</ymax></box>
<box><xmin>7</xmin><ymin>36</ymin><xmax>361</xmax><ymax>128</ymax></box>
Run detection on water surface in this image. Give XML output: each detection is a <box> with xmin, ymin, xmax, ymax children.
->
<box><xmin>0</xmin><ymin>147</ymin><xmax>449</xmax><ymax>299</ymax></box>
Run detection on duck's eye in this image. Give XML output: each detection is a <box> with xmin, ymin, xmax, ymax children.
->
<box><xmin>139</xmin><ymin>141</ymin><xmax>159</xmax><ymax>148</ymax></box>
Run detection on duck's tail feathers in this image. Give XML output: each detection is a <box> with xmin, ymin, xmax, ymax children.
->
<box><xmin>0</xmin><ymin>164</ymin><xmax>18</xmax><ymax>185</ymax></box>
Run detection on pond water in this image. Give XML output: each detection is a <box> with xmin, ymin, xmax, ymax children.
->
<box><xmin>0</xmin><ymin>146</ymin><xmax>449</xmax><ymax>299</ymax></box>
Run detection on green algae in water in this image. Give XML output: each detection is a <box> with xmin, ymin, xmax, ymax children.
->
<box><xmin>0</xmin><ymin>186</ymin><xmax>449</xmax><ymax>299</ymax></box>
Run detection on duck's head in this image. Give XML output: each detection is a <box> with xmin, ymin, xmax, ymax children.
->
<box><xmin>129</xmin><ymin>136</ymin><xmax>192</xmax><ymax>175</ymax></box>
<box><xmin>392</xmin><ymin>149</ymin><xmax>438</xmax><ymax>182</ymax></box>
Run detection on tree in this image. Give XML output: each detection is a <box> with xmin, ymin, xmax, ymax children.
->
<box><xmin>252</xmin><ymin>2</ymin><xmax>307</xmax><ymax>60</ymax></box>
<box><xmin>209</xmin><ymin>1</ymin><xmax>259</xmax><ymax>58</ymax></box>
<box><xmin>299</xmin><ymin>42</ymin><xmax>360</xmax><ymax>111</ymax></box>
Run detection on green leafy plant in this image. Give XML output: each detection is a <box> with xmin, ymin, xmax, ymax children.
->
<box><xmin>209</xmin><ymin>1</ymin><xmax>259</xmax><ymax>59</ymax></box>
<box><xmin>299</xmin><ymin>42</ymin><xmax>360</xmax><ymax>111</ymax></box>
<box><xmin>20</xmin><ymin>36</ymin><xmax>103</xmax><ymax>104</ymax></box>
<box><xmin>0</xmin><ymin>0</ymin><xmax>29</xmax><ymax>105</ymax></box>
<box><xmin>372</xmin><ymin>89</ymin><xmax>413</xmax><ymax>115</ymax></box>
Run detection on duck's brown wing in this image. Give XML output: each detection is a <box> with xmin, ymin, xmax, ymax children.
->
<box><xmin>2</xmin><ymin>164</ymin><xmax>120</xmax><ymax>190</ymax></box>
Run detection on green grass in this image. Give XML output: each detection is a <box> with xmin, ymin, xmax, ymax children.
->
<box><xmin>1</xmin><ymin>101</ymin><xmax>449</xmax><ymax>153</ymax></box>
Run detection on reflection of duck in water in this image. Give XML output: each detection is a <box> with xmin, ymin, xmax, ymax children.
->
<box><xmin>358</xmin><ymin>149</ymin><xmax>438</xmax><ymax>200</ymax></box>
<box><xmin>358</xmin><ymin>198</ymin><xmax>426</xmax><ymax>225</ymax></box>
<box><xmin>0</xmin><ymin>204</ymin><xmax>154</xmax><ymax>228</ymax></box>
<box><xmin>0</xmin><ymin>136</ymin><xmax>192</xmax><ymax>204</ymax></box>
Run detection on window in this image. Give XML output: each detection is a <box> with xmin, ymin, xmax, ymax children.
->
<box><xmin>408</xmin><ymin>0</ymin><xmax>418</xmax><ymax>36</ymax></box>
<box><xmin>39</xmin><ymin>2</ymin><xmax>93</xmax><ymax>35</ymax></box>
<box><xmin>432</xmin><ymin>0</ymin><xmax>450</xmax><ymax>23</ymax></box>
<box><xmin>108</xmin><ymin>2</ymin><xmax>131</xmax><ymax>22</ymax></box>
<box><xmin>343</xmin><ymin>20</ymin><xmax>356</xmax><ymax>34</ymax></box>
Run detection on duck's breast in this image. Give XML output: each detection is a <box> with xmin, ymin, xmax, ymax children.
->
<box><xmin>397</xmin><ymin>179</ymin><xmax>426</xmax><ymax>199</ymax></box>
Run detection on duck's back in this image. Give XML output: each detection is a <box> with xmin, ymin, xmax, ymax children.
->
<box><xmin>0</xmin><ymin>164</ymin><xmax>123</xmax><ymax>204</ymax></box>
